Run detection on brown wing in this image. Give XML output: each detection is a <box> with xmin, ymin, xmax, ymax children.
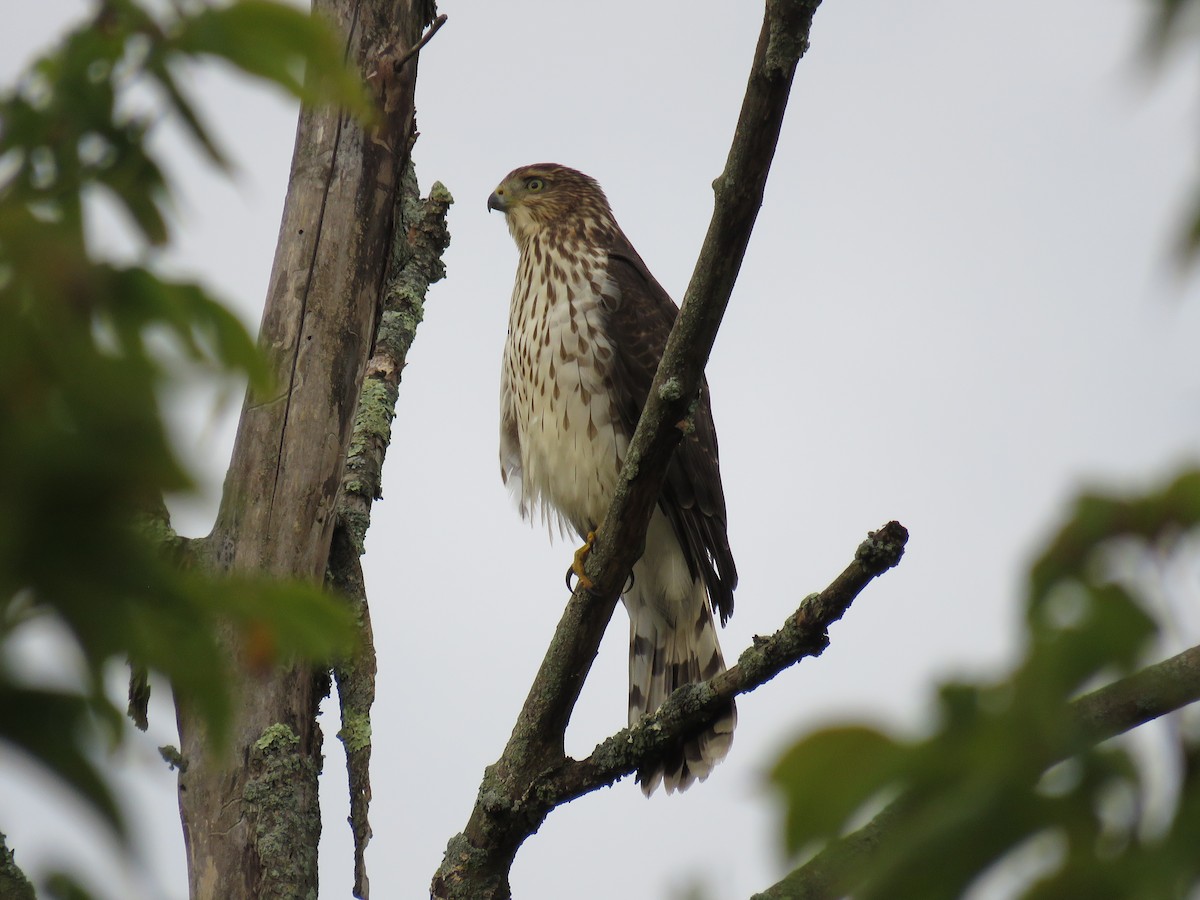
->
<box><xmin>599</xmin><ymin>233</ymin><xmax>737</xmax><ymax>624</ymax></box>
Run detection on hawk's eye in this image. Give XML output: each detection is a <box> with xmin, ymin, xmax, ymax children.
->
<box><xmin>525</xmin><ymin>177</ymin><xmax>545</xmax><ymax>192</ymax></box>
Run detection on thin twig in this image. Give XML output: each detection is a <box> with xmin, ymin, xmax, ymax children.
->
<box><xmin>547</xmin><ymin>522</ymin><xmax>908</xmax><ymax>802</ymax></box>
<box><xmin>392</xmin><ymin>13</ymin><xmax>447</xmax><ymax>72</ymax></box>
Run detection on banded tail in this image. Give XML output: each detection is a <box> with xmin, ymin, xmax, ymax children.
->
<box><xmin>625</xmin><ymin>569</ymin><xmax>736</xmax><ymax>796</ymax></box>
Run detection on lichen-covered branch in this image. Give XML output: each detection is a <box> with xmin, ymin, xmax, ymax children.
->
<box><xmin>432</xmin><ymin>3</ymin><xmax>823</xmax><ymax>897</ymax></box>
<box><xmin>549</xmin><ymin>522</ymin><xmax>907</xmax><ymax>802</ymax></box>
<box><xmin>0</xmin><ymin>832</ymin><xmax>35</xmax><ymax>900</ymax></box>
<box><xmin>431</xmin><ymin>3</ymin><xmax>823</xmax><ymax>897</ymax></box>
<box><xmin>339</xmin><ymin>160</ymin><xmax>452</xmax><ymax>550</ymax></box>
<box><xmin>750</xmin><ymin>643</ymin><xmax>1200</xmax><ymax>900</ymax></box>
<box><xmin>329</xmin><ymin>160</ymin><xmax>452</xmax><ymax>899</ymax></box>
<box><xmin>1071</xmin><ymin>642</ymin><xmax>1200</xmax><ymax>743</ymax></box>
<box><xmin>431</xmin><ymin>521</ymin><xmax>899</xmax><ymax>898</ymax></box>
<box><xmin>328</xmin><ymin>528</ymin><xmax>377</xmax><ymax>900</ymax></box>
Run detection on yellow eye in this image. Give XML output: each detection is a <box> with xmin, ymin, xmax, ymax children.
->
<box><xmin>525</xmin><ymin>177</ymin><xmax>545</xmax><ymax>192</ymax></box>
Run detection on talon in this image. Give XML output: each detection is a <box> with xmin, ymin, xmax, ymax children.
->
<box><xmin>566</xmin><ymin>530</ymin><xmax>597</xmax><ymax>592</ymax></box>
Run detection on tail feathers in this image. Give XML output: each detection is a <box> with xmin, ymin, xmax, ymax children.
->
<box><xmin>627</xmin><ymin>589</ymin><xmax>736</xmax><ymax>796</ymax></box>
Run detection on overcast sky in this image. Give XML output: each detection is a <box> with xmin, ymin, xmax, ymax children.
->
<box><xmin>3</xmin><ymin>1</ymin><xmax>1200</xmax><ymax>898</ymax></box>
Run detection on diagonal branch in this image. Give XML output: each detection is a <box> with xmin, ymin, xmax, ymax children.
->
<box><xmin>750</xmin><ymin>644</ymin><xmax>1200</xmax><ymax>900</ymax></box>
<box><xmin>548</xmin><ymin>522</ymin><xmax>908</xmax><ymax>802</ymax></box>
<box><xmin>432</xmin><ymin>2</ymin><xmax>824</xmax><ymax>898</ymax></box>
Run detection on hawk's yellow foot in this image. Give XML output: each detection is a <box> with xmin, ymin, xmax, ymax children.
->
<box><xmin>565</xmin><ymin>530</ymin><xmax>597</xmax><ymax>592</ymax></box>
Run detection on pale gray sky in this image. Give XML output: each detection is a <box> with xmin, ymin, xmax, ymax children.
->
<box><xmin>2</xmin><ymin>1</ymin><xmax>1200</xmax><ymax>898</ymax></box>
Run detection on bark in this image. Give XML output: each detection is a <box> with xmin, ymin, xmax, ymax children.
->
<box><xmin>173</xmin><ymin>1</ymin><xmax>438</xmax><ymax>898</ymax></box>
<box><xmin>750</xmin><ymin>644</ymin><xmax>1200</xmax><ymax>900</ymax></box>
<box><xmin>329</xmin><ymin>161</ymin><xmax>452</xmax><ymax>899</ymax></box>
<box><xmin>328</xmin><ymin>528</ymin><xmax>376</xmax><ymax>900</ymax></box>
<box><xmin>0</xmin><ymin>831</ymin><xmax>35</xmax><ymax>900</ymax></box>
<box><xmin>431</xmin><ymin>2</ymin><xmax>824</xmax><ymax>897</ymax></box>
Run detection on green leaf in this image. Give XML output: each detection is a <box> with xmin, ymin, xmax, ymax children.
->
<box><xmin>1028</xmin><ymin>471</ymin><xmax>1200</xmax><ymax>608</ymax></box>
<box><xmin>1144</xmin><ymin>0</ymin><xmax>1195</xmax><ymax>57</ymax></box>
<box><xmin>170</xmin><ymin>1</ymin><xmax>372</xmax><ymax>118</ymax></box>
<box><xmin>770</xmin><ymin>726</ymin><xmax>906</xmax><ymax>853</ymax></box>
<box><xmin>215</xmin><ymin>578</ymin><xmax>360</xmax><ymax>664</ymax></box>
<box><xmin>0</xmin><ymin>0</ymin><xmax>378</xmax><ymax>878</ymax></box>
<box><xmin>0</xmin><ymin>689</ymin><xmax>123</xmax><ymax>837</ymax></box>
<box><xmin>43</xmin><ymin>872</ymin><xmax>98</xmax><ymax>900</ymax></box>
<box><xmin>90</xmin><ymin>135</ymin><xmax>171</xmax><ymax>245</ymax></box>
<box><xmin>767</xmin><ymin>472</ymin><xmax>1200</xmax><ymax>899</ymax></box>
<box><xmin>99</xmin><ymin>266</ymin><xmax>268</xmax><ymax>388</ymax></box>
<box><xmin>145</xmin><ymin>58</ymin><xmax>230</xmax><ymax>171</ymax></box>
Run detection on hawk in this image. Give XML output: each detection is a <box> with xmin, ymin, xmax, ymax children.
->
<box><xmin>488</xmin><ymin>164</ymin><xmax>737</xmax><ymax>795</ymax></box>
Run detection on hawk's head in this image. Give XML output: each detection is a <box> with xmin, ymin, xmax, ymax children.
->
<box><xmin>488</xmin><ymin>164</ymin><xmax>614</xmax><ymax>246</ymax></box>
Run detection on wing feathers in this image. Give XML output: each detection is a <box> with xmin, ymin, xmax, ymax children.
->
<box><xmin>601</xmin><ymin>235</ymin><xmax>737</xmax><ymax>623</ymax></box>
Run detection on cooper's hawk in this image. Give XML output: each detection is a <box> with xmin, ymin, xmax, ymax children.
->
<box><xmin>488</xmin><ymin>164</ymin><xmax>737</xmax><ymax>795</ymax></box>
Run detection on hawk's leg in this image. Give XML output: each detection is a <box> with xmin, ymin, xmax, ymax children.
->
<box><xmin>565</xmin><ymin>531</ymin><xmax>597</xmax><ymax>592</ymax></box>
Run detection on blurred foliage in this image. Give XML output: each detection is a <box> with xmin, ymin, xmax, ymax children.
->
<box><xmin>1146</xmin><ymin>0</ymin><xmax>1200</xmax><ymax>56</ymax></box>
<box><xmin>1143</xmin><ymin>0</ymin><xmax>1200</xmax><ymax>260</ymax></box>
<box><xmin>770</xmin><ymin>471</ymin><xmax>1200</xmax><ymax>898</ymax></box>
<box><xmin>0</xmin><ymin>0</ymin><xmax>367</xmax><ymax>849</ymax></box>
<box><xmin>767</xmin><ymin>6</ymin><xmax>1200</xmax><ymax>892</ymax></box>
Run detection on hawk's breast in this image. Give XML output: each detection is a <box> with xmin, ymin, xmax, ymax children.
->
<box><xmin>500</xmin><ymin>237</ymin><xmax>627</xmax><ymax>537</ymax></box>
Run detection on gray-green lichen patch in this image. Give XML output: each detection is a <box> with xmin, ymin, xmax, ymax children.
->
<box><xmin>252</xmin><ymin>723</ymin><xmax>299</xmax><ymax>754</ymax></box>
<box><xmin>620</xmin><ymin>448</ymin><xmax>641</xmax><ymax>482</ymax></box>
<box><xmin>0</xmin><ymin>831</ymin><xmax>35</xmax><ymax>900</ymax></box>
<box><xmin>338</xmin><ymin>710</ymin><xmax>372</xmax><ymax>754</ymax></box>
<box><xmin>245</xmin><ymin>724</ymin><xmax>319</xmax><ymax>900</ymax></box>
<box><xmin>339</xmin><ymin>505</ymin><xmax>371</xmax><ymax>555</ymax></box>
<box><xmin>428</xmin><ymin>181</ymin><xmax>454</xmax><ymax>205</ymax></box>
<box><xmin>348</xmin><ymin>379</ymin><xmax>396</xmax><ymax>460</ymax></box>
<box><xmin>377</xmin><ymin>301</ymin><xmax>424</xmax><ymax>353</ymax></box>
<box><xmin>658</xmin><ymin>377</ymin><xmax>683</xmax><ymax>402</ymax></box>
<box><xmin>158</xmin><ymin>744</ymin><xmax>188</xmax><ymax>772</ymax></box>
<box><xmin>764</xmin><ymin>1</ymin><xmax>811</xmax><ymax>76</ymax></box>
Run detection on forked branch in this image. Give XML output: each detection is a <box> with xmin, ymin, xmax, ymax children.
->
<box><xmin>549</xmin><ymin>522</ymin><xmax>908</xmax><ymax>803</ymax></box>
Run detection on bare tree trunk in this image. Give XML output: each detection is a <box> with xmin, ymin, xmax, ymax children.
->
<box><xmin>174</xmin><ymin>1</ymin><xmax>437</xmax><ymax>897</ymax></box>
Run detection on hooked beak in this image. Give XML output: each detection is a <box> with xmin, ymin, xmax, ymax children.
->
<box><xmin>487</xmin><ymin>189</ymin><xmax>508</xmax><ymax>213</ymax></box>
